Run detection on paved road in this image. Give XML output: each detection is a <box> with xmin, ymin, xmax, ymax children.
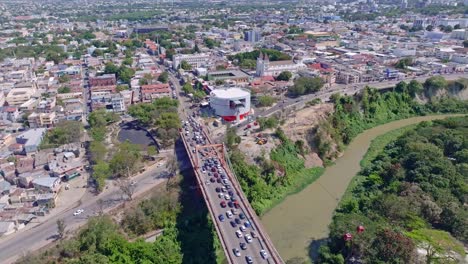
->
<box><xmin>0</xmin><ymin>163</ymin><xmax>169</xmax><ymax>264</ymax></box>
<box><xmin>181</xmin><ymin>118</ymin><xmax>276</xmax><ymax>263</ymax></box>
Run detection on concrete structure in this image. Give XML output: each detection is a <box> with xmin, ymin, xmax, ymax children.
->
<box><xmin>256</xmin><ymin>52</ymin><xmax>304</xmax><ymax>77</ymax></box>
<box><xmin>89</xmin><ymin>74</ymin><xmax>116</xmax><ymax>87</ymax></box>
<box><xmin>27</xmin><ymin>112</ymin><xmax>57</xmax><ymax>128</ymax></box>
<box><xmin>15</xmin><ymin>128</ymin><xmax>47</xmax><ymax>153</ymax></box>
<box><xmin>173</xmin><ymin>53</ymin><xmax>210</xmax><ymax>70</ymax></box>
<box><xmin>208</xmin><ymin>70</ymin><xmax>250</xmax><ymax>83</ymax></box>
<box><xmin>244</xmin><ymin>30</ymin><xmax>261</xmax><ymax>43</ymax></box>
<box><xmin>141</xmin><ymin>84</ymin><xmax>171</xmax><ymax>102</ymax></box>
<box><xmin>32</xmin><ymin>177</ymin><xmax>61</xmax><ymax>193</ymax></box>
<box><xmin>210</xmin><ymin>88</ymin><xmax>251</xmax><ymax>122</ymax></box>
<box><xmin>5</xmin><ymin>88</ymin><xmax>36</xmax><ymax>106</ymax></box>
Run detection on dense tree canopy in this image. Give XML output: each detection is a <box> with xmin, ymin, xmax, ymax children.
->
<box><xmin>288</xmin><ymin>76</ymin><xmax>324</xmax><ymax>96</ymax></box>
<box><xmin>319</xmin><ymin>117</ymin><xmax>468</xmax><ymax>263</ymax></box>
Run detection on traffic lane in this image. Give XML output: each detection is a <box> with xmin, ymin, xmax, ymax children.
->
<box><xmin>0</xmin><ymin>164</ymin><xmax>167</xmax><ymax>262</ymax></box>
<box><xmin>197</xmin><ymin>154</ymin><xmax>269</xmax><ymax>263</ymax></box>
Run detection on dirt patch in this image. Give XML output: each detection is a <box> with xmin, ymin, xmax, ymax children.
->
<box><xmin>280</xmin><ymin>103</ymin><xmax>334</xmax><ymax>167</ymax></box>
<box><xmin>237</xmin><ymin>130</ymin><xmax>278</xmax><ymax>164</ymax></box>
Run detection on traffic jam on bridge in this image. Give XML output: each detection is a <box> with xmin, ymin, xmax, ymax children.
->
<box><xmin>181</xmin><ymin>115</ymin><xmax>276</xmax><ymax>264</ymax></box>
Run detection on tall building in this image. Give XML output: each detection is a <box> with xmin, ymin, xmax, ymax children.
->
<box><xmin>244</xmin><ymin>30</ymin><xmax>261</xmax><ymax>43</ymax></box>
<box><xmin>401</xmin><ymin>0</ymin><xmax>408</xmax><ymax>9</ymax></box>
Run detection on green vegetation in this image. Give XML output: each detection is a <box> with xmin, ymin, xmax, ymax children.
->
<box><xmin>104</xmin><ymin>62</ymin><xmax>135</xmax><ymax>84</ymax></box>
<box><xmin>182</xmin><ymin>82</ymin><xmax>206</xmax><ymax>102</ymax></box>
<box><xmin>158</xmin><ymin>71</ymin><xmax>169</xmax><ymax>83</ymax></box>
<box><xmin>276</xmin><ymin>71</ymin><xmax>292</xmax><ymax>81</ymax></box>
<box><xmin>180</xmin><ymin>60</ymin><xmax>192</xmax><ymax>71</ymax></box>
<box><xmin>288</xmin><ymin>76</ymin><xmax>324</xmax><ymax>97</ymax></box>
<box><xmin>41</xmin><ymin>121</ymin><xmax>83</xmax><ymax>149</ymax></box>
<box><xmin>231</xmin><ymin>129</ymin><xmax>324</xmax><ymax>215</ymax></box>
<box><xmin>318</xmin><ymin>117</ymin><xmax>468</xmax><ymax>263</ymax></box>
<box><xmin>256</xmin><ymin>95</ymin><xmax>277</xmax><ymax>107</ymax></box>
<box><xmin>203</xmin><ymin>38</ymin><xmax>220</xmax><ymax>49</ymax></box>
<box><xmin>0</xmin><ymin>44</ymin><xmax>67</xmax><ymax>63</ymax></box>
<box><xmin>395</xmin><ymin>57</ymin><xmax>414</xmax><ymax>69</ymax></box>
<box><xmin>315</xmin><ymin>79</ymin><xmax>468</xmax><ymax>161</ymax></box>
<box><xmin>128</xmin><ymin>97</ymin><xmax>180</xmax><ymax>147</ymax></box>
<box><xmin>257</xmin><ymin>116</ymin><xmax>279</xmax><ymax>130</ymax></box>
<box><xmin>228</xmin><ymin>49</ymin><xmax>291</xmax><ymax>69</ymax></box>
<box><xmin>57</xmin><ymin>86</ymin><xmax>71</xmax><ymax>93</ymax></box>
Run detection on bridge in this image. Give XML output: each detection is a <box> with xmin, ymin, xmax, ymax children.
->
<box><xmin>180</xmin><ymin>116</ymin><xmax>284</xmax><ymax>264</ymax></box>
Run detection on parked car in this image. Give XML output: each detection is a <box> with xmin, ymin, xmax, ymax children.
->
<box><xmin>260</xmin><ymin>249</ymin><xmax>268</xmax><ymax>259</ymax></box>
<box><xmin>246</xmin><ymin>256</ymin><xmax>253</xmax><ymax>264</ymax></box>
<box><xmin>220</xmin><ymin>201</ymin><xmax>226</xmax><ymax>208</ymax></box>
<box><xmin>236</xmin><ymin>230</ymin><xmax>243</xmax><ymax>238</ymax></box>
<box><xmin>233</xmin><ymin>248</ymin><xmax>241</xmax><ymax>257</ymax></box>
<box><xmin>239</xmin><ymin>213</ymin><xmax>246</xmax><ymax>220</ymax></box>
<box><xmin>230</xmin><ymin>221</ymin><xmax>237</xmax><ymax>228</ymax></box>
<box><xmin>226</xmin><ymin>211</ymin><xmax>233</xmax><ymax>219</ymax></box>
<box><xmin>245</xmin><ymin>234</ymin><xmax>253</xmax><ymax>243</ymax></box>
<box><xmin>218</xmin><ymin>214</ymin><xmax>225</xmax><ymax>222</ymax></box>
<box><xmin>73</xmin><ymin>209</ymin><xmax>84</xmax><ymax>216</ymax></box>
<box><xmin>240</xmin><ymin>242</ymin><xmax>247</xmax><ymax>250</ymax></box>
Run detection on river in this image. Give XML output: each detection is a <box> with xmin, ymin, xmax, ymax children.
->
<box><xmin>261</xmin><ymin>114</ymin><xmax>465</xmax><ymax>262</ymax></box>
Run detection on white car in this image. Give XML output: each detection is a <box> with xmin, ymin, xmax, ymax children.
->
<box><xmin>73</xmin><ymin>209</ymin><xmax>84</xmax><ymax>216</ymax></box>
<box><xmin>245</xmin><ymin>234</ymin><xmax>252</xmax><ymax>243</ymax></box>
<box><xmin>224</xmin><ymin>194</ymin><xmax>231</xmax><ymax>200</ymax></box>
<box><xmin>235</xmin><ymin>230</ymin><xmax>243</xmax><ymax>238</ymax></box>
<box><xmin>239</xmin><ymin>225</ymin><xmax>246</xmax><ymax>232</ymax></box>
<box><xmin>218</xmin><ymin>193</ymin><xmax>224</xmax><ymax>199</ymax></box>
<box><xmin>260</xmin><ymin>249</ymin><xmax>268</xmax><ymax>259</ymax></box>
<box><xmin>226</xmin><ymin>211</ymin><xmax>233</xmax><ymax>219</ymax></box>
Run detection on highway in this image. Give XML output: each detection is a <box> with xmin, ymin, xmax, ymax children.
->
<box><xmin>0</xmin><ymin>163</ymin><xmax>169</xmax><ymax>264</ymax></box>
<box><xmin>180</xmin><ymin>117</ymin><xmax>283</xmax><ymax>264</ymax></box>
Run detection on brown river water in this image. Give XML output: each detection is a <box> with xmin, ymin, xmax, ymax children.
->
<box><xmin>261</xmin><ymin>114</ymin><xmax>465</xmax><ymax>262</ymax></box>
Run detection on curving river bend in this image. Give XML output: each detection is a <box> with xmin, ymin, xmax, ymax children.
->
<box><xmin>261</xmin><ymin>114</ymin><xmax>465</xmax><ymax>261</ymax></box>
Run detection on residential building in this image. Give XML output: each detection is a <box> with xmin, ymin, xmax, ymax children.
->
<box><xmin>89</xmin><ymin>74</ymin><xmax>116</xmax><ymax>87</ymax></box>
<box><xmin>5</xmin><ymin>88</ymin><xmax>36</xmax><ymax>106</ymax></box>
<box><xmin>32</xmin><ymin>177</ymin><xmax>61</xmax><ymax>193</ymax></box>
<box><xmin>141</xmin><ymin>84</ymin><xmax>171</xmax><ymax>102</ymax></box>
<box><xmin>173</xmin><ymin>53</ymin><xmax>210</xmax><ymax>70</ymax></box>
<box><xmin>27</xmin><ymin>112</ymin><xmax>57</xmax><ymax>128</ymax></box>
<box><xmin>15</xmin><ymin>128</ymin><xmax>47</xmax><ymax>153</ymax></box>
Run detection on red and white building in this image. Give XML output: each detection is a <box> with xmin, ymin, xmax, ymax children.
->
<box><xmin>140</xmin><ymin>84</ymin><xmax>171</xmax><ymax>102</ymax></box>
<box><xmin>210</xmin><ymin>88</ymin><xmax>251</xmax><ymax>122</ymax></box>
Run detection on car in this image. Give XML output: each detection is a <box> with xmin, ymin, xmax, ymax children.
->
<box><xmin>222</xmin><ymin>179</ymin><xmax>229</xmax><ymax>185</ymax></box>
<box><xmin>230</xmin><ymin>221</ymin><xmax>237</xmax><ymax>228</ymax></box>
<box><xmin>228</xmin><ymin>190</ymin><xmax>234</xmax><ymax>196</ymax></box>
<box><xmin>251</xmin><ymin>231</ymin><xmax>257</xmax><ymax>238</ymax></box>
<box><xmin>224</xmin><ymin>194</ymin><xmax>231</xmax><ymax>200</ymax></box>
<box><xmin>239</xmin><ymin>213</ymin><xmax>246</xmax><ymax>220</ymax></box>
<box><xmin>239</xmin><ymin>225</ymin><xmax>246</xmax><ymax>232</ymax></box>
<box><xmin>217</xmin><ymin>178</ymin><xmax>222</xmax><ymax>183</ymax></box>
<box><xmin>245</xmin><ymin>234</ymin><xmax>253</xmax><ymax>243</ymax></box>
<box><xmin>235</xmin><ymin>230</ymin><xmax>243</xmax><ymax>238</ymax></box>
<box><xmin>220</xmin><ymin>201</ymin><xmax>226</xmax><ymax>208</ymax></box>
<box><xmin>231</xmin><ymin>195</ymin><xmax>237</xmax><ymax>202</ymax></box>
<box><xmin>233</xmin><ymin>248</ymin><xmax>241</xmax><ymax>257</ymax></box>
<box><xmin>218</xmin><ymin>214</ymin><xmax>225</xmax><ymax>222</ymax></box>
<box><xmin>215</xmin><ymin>187</ymin><xmax>221</xmax><ymax>192</ymax></box>
<box><xmin>240</xmin><ymin>242</ymin><xmax>247</xmax><ymax>250</ymax></box>
<box><xmin>234</xmin><ymin>201</ymin><xmax>240</xmax><ymax>209</ymax></box>
<box><xmin>244</xmin><ymin>221</ymin><xmax>252</xmax><ymax>228</ymax></box>
<box><xmin>221</xmin><ymin>187</ymin><xmax>227</xmax><ymax>192</ymax></box>
<box><xmin>226</xmin><ymin>211</ymin><xmax>233</xmax><ymax>219</ymax></box>
<box><xmin>235</xmin><ymin>218</ymin><xmax>241</xmax><ymax>225</ymax></box>
<box><xmin>213</xmin><ymin>172</ymin><xmax>219</xmax><ymax>178</ymax></box>
<box><xmin>231</xmin><ymin>208</ymin><xmax>238</xmax><ymax>215</ymax></box>
<box><xmin>73</xmin><ymin>209</ymin><xmax>84</xmax><ymax>216</ymax></box>
<box><xmin>218</xmin><ymin>193</ymin><xmax>224</xmax><ymax>198</ymax></box>
<box><xmin>228</xmin><ymin>201</ymin><xmax>234</xmax><ymax>208</ymax></box>
<box><xmin>260</xmin><ymin>249</ymin><xmax>268</xmax><ymax>259</ymax></box>
<box><xmin>245</xmin><ymin>256</ymin><xmax>253</xmax><ymax>264</ymax></box>
<box><xmin>210</xmin><ymin>177</ymin><xmax>215</xmax><ymax>183</ymax></box>
<box><xmin>225</xmin><ymin>184</ymin><xmax>232</xmax><ymax>190</ymax></box>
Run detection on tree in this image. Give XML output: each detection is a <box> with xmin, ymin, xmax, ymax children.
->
<box><xmin>444</xmin><ymin>25</ymin><xmax>453</xmax><ymax>33</ymax></box>
<box><xmin>117</xmin><ymin>66</ymin><xmax>135</xmax><ymax>84</ymax></box>
<box><xmin>89</xmin><ymin>141</ymin><xmax>107</xmax><ymax>164</ymax></box>
<box><xmin>257</xmin><ymin>95</ymin><xmax>277</xmax><ymax>107</ymax></box>
<box><xmin>394</xmin><ymin>81</ymin><xmax>408</xmax><ymax>93</ymax></box>
<box><xmin>424</xmin><ymin>76</ymin><xmax>447</xmax><ymax>97</ymax></box>
<box><xmin>463</xmin><ymin>40</ymin><xmax>468</xmax><ymax>48</ymax></box>
<box><xmin>180</xmin><ymin>60</ymin><xmax>192</xmax><ymax>71</ymax></box>
<box><xmin>58</xmin><ymin>86</ymin><xmax>71</xmax><ymax>93</ymax></box>
<box><xmin>93</xmin><ymin>161</ymin><xmax>111</xmax><ymax>192</ymax></box>
<box><xmin>408</xmin><ymin>80</ymin><xmax>423</xmax><ymax>98</ymax></box>
<box><xmin>58</xmin><ymin>75</ymin><xmax>70</xmax><ymax>83</ymax></box>
<box><xmin>104</xmin><ymin>62</ymin><xmax>119</xmax><ymax>74</ymax></box>
<box><xmin>147</xmin><ymin>145</ymin><xmax>157</xmax><ymax>156</ymax></box>
<box><xmin>276</xmin><ymin>71</ymin><xmax>292</xmax><ymax>81</ymax></box>
<box><xmin>57</xmin><ymin>218</ymin><xmax>66</xmax><ymax>240</ymax></box>
<box><xmin>372</xmin><ymin>229</ymin><xmax>415</xmax><ymax>263</ymax></box>
<box><xmin>109</xmin><ymin>141</ymin><xmax>141</xmax><ymax>178</ymax></box>
<box><xmin>426</xmin><ymin>25</ymin><xmax>434</xmax><ymax>31</ymax></box>
<box><xmin>115</xmin><ymin>179</ymin><xmax>137</xmax><ymax>200</ymax></box>
<box><xmin>204</xmin><ymin>38</ymin><xmax>218</xmax><ymax>49</ymax></box>
<box><xmin>454</xmin><ymin>24</ymin><xmax>461</xmax><ymax>30</ymax></box>
<box><xmin>288</xmin><ymin>77</ymin><xmax>324</xmax><ymax>96</ymax></box>
<box><xmin>395</xmin><ymin>57</ymin><xmax>413</xmax><ymax>69</ymax></box>
<box><xmin>158</xmin><ymin>72</ymin><xmax>169</xmax><ymax>83</ymax></box>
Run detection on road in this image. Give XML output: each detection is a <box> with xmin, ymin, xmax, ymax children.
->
<box><xmin>0</xmin><ymin>162</ymin><xmax>169</xmax><ymax>264</ymax></box>
<box><xmin>180</xmin><ymin>118</ymin><xmax>279</xmax><ymax>263</ymax></box>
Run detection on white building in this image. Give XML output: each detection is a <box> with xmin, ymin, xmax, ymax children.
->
<box><xmin>255</xmin><ymin>52</ymin><xmax>305</xmax><ymax>77</ymax></box>
<box><xmin>210</xmin><ymin>88</ymin><xmax>251</xmax><ymax>122</ymax></box>
<box><xmin>172</xmin><ymin>53</ymin><xmax>210</xmax><ymax>70</ymax></box>
<box><xmin>451</xmin><ymin>29</ymin><xmax>468</xmax><ymax>40</ymax></box>
<box><xmin>393</xmin><ymin>48</ymin><xmax>416</xmax><ymax>57</ymax></box>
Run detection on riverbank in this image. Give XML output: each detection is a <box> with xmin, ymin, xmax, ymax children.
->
<box><xmin>261</xmin><ymin>114</ymin><xmax>466</xmax><ymax>262</ymax></box>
